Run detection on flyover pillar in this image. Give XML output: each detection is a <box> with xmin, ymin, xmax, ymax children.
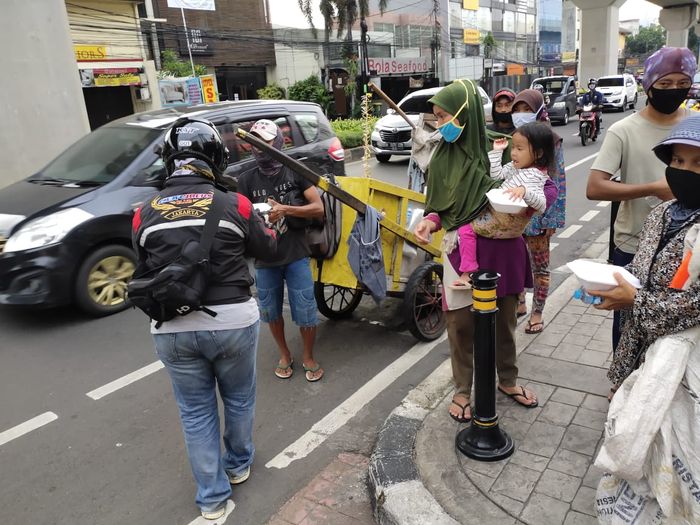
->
<box><xmin>658</xmin><ymin>4</ymin><xmax>698</xmax><ymax>48</ymax></box>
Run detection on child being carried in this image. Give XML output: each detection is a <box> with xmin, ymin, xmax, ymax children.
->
<box><xmin>453</xmin><ymin>121</ymin><xmax>555</xmax><ymax>288</ymax></box>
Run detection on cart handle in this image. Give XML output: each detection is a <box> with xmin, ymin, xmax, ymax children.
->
<box><xmin>369</xmin><ymin>82</ymin><xmax>417</xmax><ymax>130</ymax></box>
<box><xmin>234</xmin><ymin>128</ymin><xmax>440</xmax><ymax>258</ymax></box>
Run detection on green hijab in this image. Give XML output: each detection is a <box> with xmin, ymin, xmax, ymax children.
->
<box><xmin>426</xmin><ymin>79</ymin><xmax>501</xmax><ymax>231</ymax></box>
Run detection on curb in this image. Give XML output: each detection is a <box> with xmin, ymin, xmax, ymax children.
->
<box><xmin>345</xmin><ymin>146</ymin><xmax>374</xmax><ymax>163</ymax></box>
<box><xmin>368</xmin><ymin>231</ymin><xmax>611</xmax><ymax>525</ymax></box>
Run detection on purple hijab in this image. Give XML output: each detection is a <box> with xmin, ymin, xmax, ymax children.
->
<box><xmin>642</xmin><ymin>47</ymin><xmax>697</xmax><ymax>93</ymax></box>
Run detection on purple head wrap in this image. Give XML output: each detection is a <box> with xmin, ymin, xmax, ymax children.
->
<box><xmin>642</xmin><ymin>47</ymin><xmax>697</xmax><ymax>93</ymax></box>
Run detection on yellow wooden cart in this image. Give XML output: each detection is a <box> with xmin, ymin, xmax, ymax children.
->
<box><xmin>236</xmin><ymin>129</ymin><xmax>446</xmax><ymax>341</ymax></box>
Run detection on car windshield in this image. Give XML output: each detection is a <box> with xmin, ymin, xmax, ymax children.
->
<box><xmin>535</xmin><ymin>79</ymin><xmax>565</xmax><ymax>94</ymax></box>
<box><xmin>399</xmin><ymin>95</ymin><xmax>434</xmax><ymax>114</ymax></box>
<box><xmin>597</xmin><ymin>78</ymin><xmax>624</xmax><ymax>87</ymax></box>
<box><xmin>34</xmin><ymin>125</ymin><xmax>162</xmax><ymax>185</ymax></box>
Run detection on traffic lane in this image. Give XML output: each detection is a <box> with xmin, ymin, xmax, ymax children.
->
<box><xmin>0</xmin><ymin>303</ymin><xmax>446</xmax><ymax>524</ymax></box>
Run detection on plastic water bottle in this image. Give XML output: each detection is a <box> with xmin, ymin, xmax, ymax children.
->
<box><xmin>572</xmin><ymin>287</ymin><xmax>602</xmax><ymax>305</ymax></box>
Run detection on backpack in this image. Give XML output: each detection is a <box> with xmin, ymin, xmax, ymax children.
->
<box><xmin>127</xmin><ymin>196</ymin><xmax>225</xmax><ymax>327</ymax></box>
<box><xmin>306</xmin><ymin>174</ymin><xmax>342</xmax><ymax>260</ymax></box>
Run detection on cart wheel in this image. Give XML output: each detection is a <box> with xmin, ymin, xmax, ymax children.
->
<box><xmin>314</xmin><ymin>282</ymin><xmax>363</xmax><ymax>319</ymax></box>
<box><xmin>403</xmin><ymin>262</ymin><xmax>446</xmax><ymax>341</ymax></box>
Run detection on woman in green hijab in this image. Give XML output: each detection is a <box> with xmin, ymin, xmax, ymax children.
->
<box><xmin>415</xmin><ymin>79</ymin><xmax>552</xmax><ymax>423</ymax></box>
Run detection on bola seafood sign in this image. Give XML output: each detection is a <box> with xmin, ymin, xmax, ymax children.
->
<box><xmin>367</xmin><ymin>57</ymin><xmax>431</xmax><ymax>76</ymax></box>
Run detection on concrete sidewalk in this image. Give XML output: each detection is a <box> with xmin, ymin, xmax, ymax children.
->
<box><xmin>369</xmin><ymin>233</ymin><xmax>613</xmax><ymax>525</ymax></box>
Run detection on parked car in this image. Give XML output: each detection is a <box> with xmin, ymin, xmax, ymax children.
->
<box><xmin>688</xmin><ymin>72</ymin><xmax>700</xmax><ymax>99</ymax></box>
<box><xmin>596</xmin><ymin>73</ymin><xmax>638</xmax><ymax>111</ymax></box>
<box><xmin>371</xmin><ymin>85</ymin><xmax>492</xmax><ymax>163</ymax></box>
<box><xmin>530</xmin><ymin>75</ymin><xmax>578</xmax><ymax>125</ymax></box>
<box><xmin>0</xmin><ymin>100</ymin><xmax>344</xmax><ymax>316</ymax></box>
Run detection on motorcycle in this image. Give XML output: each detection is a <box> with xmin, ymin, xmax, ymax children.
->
<box><xmin>577</xmin><ymin>103</ymin><xmax>599</xmax><ymax>146</ymax></box>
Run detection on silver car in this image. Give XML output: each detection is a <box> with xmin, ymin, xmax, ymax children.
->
<box><xmin>371</xmin><ymin>85</ymin><xmax>492</xmax><ymax>163</ymax></box>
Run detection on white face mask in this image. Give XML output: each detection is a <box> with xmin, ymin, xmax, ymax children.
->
<box><xmin>512</xmin><ymin>103</ymin><xmax>544</xmax><ymax>128</ymax></box>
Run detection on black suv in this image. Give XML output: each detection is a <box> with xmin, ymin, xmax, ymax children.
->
<box><xmin>531</xmin><ymin>76</ymin><xmax>578</xmax><ymax>125</ymax></box>
<box><xmin>0</xmin><ymin>100</ymin><xmax>344</xmax><ymax>315</ymax></box>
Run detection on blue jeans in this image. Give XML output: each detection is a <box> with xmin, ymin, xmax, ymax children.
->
<box><xmin>153</xmin><ymin>322</ymin><xmax>259</xmax><ymax>513</ymax></box>
<box><xmin>256</xmin><ymin>257</ymin><xmax>319</xmax><ymax>327</ymax></box>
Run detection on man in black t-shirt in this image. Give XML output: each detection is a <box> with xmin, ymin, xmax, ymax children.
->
<box><xmin>237</xmin><ymin>119</ymin><xmax>325</xmax><ymax>382</ymax></box>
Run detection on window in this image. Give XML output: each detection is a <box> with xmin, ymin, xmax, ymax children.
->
<box><xmin>526</xmin><ymin>14</ymin><xmax>535</xmax><ymax>34</ymax></box>
<box><xmin>217</xmin><ymin>117</ymin><xmax>294</xmax><ymax>164</ymax></box>
<box><xmin>295</xmin><ymin>113</ymin><xmax>319</xmax><ymax>143</ymax></box>
<box><xmin>477</xmin><ymin>8</ymin><xmax>492</xmax><ymax>32</ymax></box>
<box><xmin>597</xmin><ymin>77</ymin><xmax>624</xmax><ymax>87</ymax></box>
<box><xmin>503</xmin><ymin>11</ymin><xmax>515</xmax><ymax>33</ymax></box>
<box><xmin>516</xmin><ymin>12</ymin><xmax>526</xmax><ymax>34</ymax></box>
<box><xmin>374</xmin><ymin>22</ymin><xmax>394</xmax><ymax>34</ymax></box>
<box><xmin>492</xmin><ymin>9</ymin><xmax>503</xmax><ymax>32</ymax></box>
<box><xmin>409</xmin><ymin>25</ymin><xmax>432</xmax><ymax>48</ymax></box>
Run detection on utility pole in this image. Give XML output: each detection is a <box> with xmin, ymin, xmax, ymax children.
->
<box><xmin>431</xmin><ymin>0</ymin><xmax>440</xmax><ymax>83</ymax></box>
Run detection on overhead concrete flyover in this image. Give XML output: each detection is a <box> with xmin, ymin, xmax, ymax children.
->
<box><xmin>571</xmin><ymin>0</ymin><xmax>700</xmax><ymax>84</ymax></box>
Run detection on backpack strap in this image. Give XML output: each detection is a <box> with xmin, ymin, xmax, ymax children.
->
<box><xmin>198</xmin><ymin>191</ymin><xmax>226</xmax><ymax>258</ymax></box>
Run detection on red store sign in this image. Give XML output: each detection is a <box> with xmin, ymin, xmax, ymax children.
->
<box><xmin>368</xmin><ymin>57</ymin><xmax>431</xmax><ymax>76</ymax></box>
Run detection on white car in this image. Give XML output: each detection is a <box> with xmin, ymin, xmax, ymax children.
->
<box><xmin>371</xmin><ymin>85</ymin><xmax>492</xmax><ymax>163</ymax></box>
<box><xmin>596</xmin><ymin>73</ymin><xmax>638</xmax><ymax>111</ymax></box>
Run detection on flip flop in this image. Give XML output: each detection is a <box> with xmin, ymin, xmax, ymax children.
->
<box><xmin>303</xmin><ymin>363</ymin><xmax>324</xmax><ymax>382</ymax></box>
<box><xmin>498</xmin><ymin>385</ymin><xmax>538</xmax><ymax>408</ymax></box>
<box><xmin>525</xmin><ymin>320</ymin><xmax>545</xmax><ymax>334</ymax></box>
<box><xmin>517</xmin><ymin>299</ymin><xmax>527</xmax><ymax>317</ymax></box>
<box><xmin>274</xmin><ymin>359</ymin><xmax>293</xmax><ymax>379</ymax></box>
<box><xmin>449</xmin><ymin>398</ymin><xmax>472</xmax><ymax>423</ymax></box>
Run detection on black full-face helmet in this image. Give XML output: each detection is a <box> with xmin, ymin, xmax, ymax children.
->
<box><xmin>161</xmin><ymin>117</ymin><xmax>229</xmax><ymax>176</ymax></box>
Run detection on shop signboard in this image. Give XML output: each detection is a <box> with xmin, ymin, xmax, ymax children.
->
<box><xmin>79</xmin><ymin>68</ymin><xmax>142</xmax><ymax>87</ymax></box>
<box><xmin>75</xmin><ymin>45</ymin><xmax>107</xmax><ymax>62</ymax></box>
<box><xmin>167</xmin><ymin>0</ymin><xmax>215</xmax><ymax>10</ymax></box>
<box><xmin>562</xmin><ymin>51</ymin><xmax>576</xmax><ymax>63</ymax></box>
<box><xmin>178</xmin><ymin>27</ymin><xmax>214</xmax><ymax>55</ymax></box>
<box><xmin>159</xmin><ymin>77</ymin><xmax>204</xmax><ymax>107</ymax></box>
<box><xmin>367</xmin><ymin>57</ymin><xmax>430</xmax><ymax>76</ymax></box>
<box><xmin>463</xmin><ymin>29</ymin><xmax>480</xmax><ymax>45</ymax></box>
<box><xmin>200</xmin><ymin>74</ymin><xmax>219</xmax><ymax>103</ymax></box>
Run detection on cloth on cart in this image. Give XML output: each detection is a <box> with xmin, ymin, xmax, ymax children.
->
<box><xmin>347</xmin><ymin>205</ymin><xmax>386</xmax><ymax>303</ymax></box>
<box><xmin>408</xmin><ymin>114</ymin><xmax>441</xmax><ymax>193</ymax></box>
<box><xmin>594</xmin><ymin>325</ymin><xmax>700</xmax><ymax>524</ymax></box>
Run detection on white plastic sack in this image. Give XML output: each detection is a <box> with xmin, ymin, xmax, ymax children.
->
<box><xmin>595</xmin><ymin>326</ymin><xmax>700</xmax><ymax>523</ymax></box>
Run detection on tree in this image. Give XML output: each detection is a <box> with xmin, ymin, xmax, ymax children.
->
<box><xmin>160</xmin><ymin>49</ymin><xmax>207</xmax><ymax>77</ymax></box>
<box><xmin>482</xmin><ymin>32</ymin><xmax>496</xmax><ymax>59</ymax></box>
<box><xmin>624</xmin><ymin>25</ymin><xmax>666</xmax><ymax>56</ymax></box>
<box><xmin>257</xmin><ymin>84</ymin><xmax>286</xmax><ymax>100</ymax></box>
<box><xmin>689</xmin><ymin>26</ymin><xmax>698</xmax><ymax>55</ymax></box>
<box><xmin>297</xmin><ymin>1</ymin><xmax>388</xmax><ymax>41</ymax></box>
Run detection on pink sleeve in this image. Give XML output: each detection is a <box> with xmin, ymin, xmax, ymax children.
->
<box><xmin>425</xmin><ymin>212</ymin><xmax>442</xmax><ymax>231</ymax></box>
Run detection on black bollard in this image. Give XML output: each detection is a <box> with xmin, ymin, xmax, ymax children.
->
<box><xmin>456</xmin><ymin>270</ymin><xmax>514</xmax><ymax>462</ymax></box>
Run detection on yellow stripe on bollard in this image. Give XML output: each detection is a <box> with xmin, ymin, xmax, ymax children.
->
<box><xmin>472</xmin><ymin>289</ymin><xmax>495</xmax><ymax>300</ymax></box>
<box><xmin>473</xmin><ymin>300</ymin><xmax>497</xmax><ymax>311</ymax></box>
<box><xmin>473</xmin><ymin>419</ymin><xmax>498</xmax><ymax>428</ymax></box>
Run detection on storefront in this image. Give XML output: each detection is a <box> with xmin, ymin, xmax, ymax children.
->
<box><xmin>367</xmin><ymin>56</ymin><xmax>437</xmax><ymax>107</ymax></box>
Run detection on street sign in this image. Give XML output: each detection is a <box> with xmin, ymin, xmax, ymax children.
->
<box><xmin>167</xmin><ymin>0</ymin><xmax>215</xmax><ymax>10</ymax></box>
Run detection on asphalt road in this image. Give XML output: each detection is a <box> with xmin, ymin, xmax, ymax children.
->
<box><xmin>0</xmin><ymin>104</ymin><xmax>635</xmax><ymax>525</ymax></box>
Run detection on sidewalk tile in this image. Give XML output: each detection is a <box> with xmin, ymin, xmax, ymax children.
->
<box><xmin>550</xmin><ymin>387</ymin><xmax>586</xmax><ymax>407</ymax></box>
<box><xmin>563</xmin><ymin>333</ymin><xmax>592</xmax><ymax>346</ymax></box>
<box><xmin>298</xmin><ymin>506</ymin><xmax>362</xmax><ymax>525</ymax></box>
<box><xmin>571</xmin><ymin>486</ymin><xmax>597</xmax><ymax>517</ymax></box>
<box><xmin>561</xmin><ymin>425</ymin><xmax>602</xmax><ymax>456</ymax></box>
<box><xmin>504</xmin><ymin>404</ymin><xmax>543</xmax><ymax>424</ymax></box>
<box><xmin>520</xmin><ymin>493</ymin><xmax>570</xmax><ymax>525</ymax></box>
<box><xmin>564</xmin><ymin>511</ymin><xmax>599</xmax><ymax>525</ymax></box>
<box><xmin>302</xmin><ymin>478</ymin><xmax>337</xmax><ymax>504</ymax></box>
<box><xmin>534</xmin><ymin>331</ymin><xmax>567</xmax><ymax>346</ymax></box>
<box><xmin>551</xmin><ymin>343</ymin><xmax>585</xmax><ymax>362</ymax></box>
<box><xmin>552</xmin><ymin>312</ymin><xmax>581</xmax><ymax>326</ymax></box>
<box><xmin>535</xmin><ymin>469</ymin><xmax>581</xmax><ymax>502</ymax></box>
<box><xmin>519</xmin><ymin>421</ymin><xmax>566</xmax><ymax>457</ymax></box>
<box><xmin>562</xmin><ymin>304</ymin><xmax>588</xmax><ymax>315</ymax></box>
<box><xmin>581</xmin><ymin>394</ymin><xmax>609</xmax><ymax>413</ymax></box>
<box><xmin>508</xmin><ymin>450</ymin><xmax>550</xmax><ymax>472</ymax></box>
<box><xmin>277</xmin><ymin>496</ymin><xmax>318</xmax><ymax>524</ymax></box>
<box><xmin>319</xmin><ymin>459</ymin><xmax>355</xmax><ymax>483</ymax></box>
<box><xmin>582</xmin><ymin>464</ymin><xmax>604</xmax><ymax>489</ymax></box>
<box><xmin>592</xmin><ymin>327</ymin><xmax>610</xmax><ymax>342</ymax></box>
<box><xmin>544</xmin><ymin>323</ymin><xmax>572</xmax><ymax>334</ymax></box>
<box><xmin>501</xmin><ymin>418</ymin><xmax>532</xmax><ymax>441</ymax></box>
<box><xmin>467</xmin><ymin>470</ymin><xmax>497</xmax><ymax>492</ymax></box>
<box><xmin>572</xmin><ymin>407</ymin><xmax>607</xmax><ymax>430</ymax></box>
<box><xmin>490</xmin><ymin>464</ymin><xmax>541</xmax><ymax>502</ymax></box>
<box><xmin>524</xmin><ymin>381</ymin><xmax>556</xmax><ymax>404</ymax></box>
<box><xmin>548</xmin><ymin>449</ymin><xmax>592</xmax><ymax>478</ymax></box>
<box><xmin>459</xmin><ymin>454</ymin><xmax>509</xmax><ymax>478</ymax></box>
<box><xmin>538</xmin><ymin>401</ymin><xmax>578</xmax><ymax>427</ymax></box>
<box><xmin>525</xmin><ymin>343</ymin><xmax>556</xmax><ymax>357</ymax></box>
<box><xmin>584</xmin><ymin>306</ymin><xmax>609</xmax><ymax>317</ymax></box>
<box><xmin>489</xmin><ymin>492</ymin><xmax>525</xmax><ymax>516</ymax></box>
<box><xmin>585</xmin><ymin>339</ymin><xmax>611</xmax><ymax>353</ymax></box>
<box><xmin>580</xmin><ymin>313</ymin><xmax>605</xmax><ymax>324</ymax></box>
<box><xmin>569</xmin><ymin>322</ymin><xmax>602</xmax><ymax>335</ymax></box>
<box><xmin>576</xmin><ymin>350</ymin><xmax>609</xmax><ymax>368</ymax></box>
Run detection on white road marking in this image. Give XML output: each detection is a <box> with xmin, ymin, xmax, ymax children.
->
<box><xmin>564</xmin><ymin>152</ymin><xmax>598</xmax><ymax>171</ymax></box>
<box><xmin>550</xmin><ymin>242</ymin><xmax>559</xmax><ymax>250</ymax></box>
<box><xmin>86</xmin><ymin>361</ymin><xmax>164</xmax><ymax>400</ymax></box>
<box><xmin>557</xmin><ymin>224</ymin><xmax>582</xmax><ymax>239</ymax></box>
<box><xmin>597</xmin><ymin>201</ymin><xmax>611</xmax><ymax>207</ymax></box>
<box><xmin>186</xmin><ymin>500</ymin><xmax>235</xmax><ymax>525</ymax></box>
<box><xmin>265</xmin><ymin>333</ymin><xmax>447</xmax><ymax>469</ymax></box>
<box><xmin>0</xmin><ymin>412</ymin><xmax>58</xmax><ymax>447</ymax></box>
<box><xmin>579</xmin><ymin>210</ymin><xmax>600</xmax><ymax>222</ymax></box>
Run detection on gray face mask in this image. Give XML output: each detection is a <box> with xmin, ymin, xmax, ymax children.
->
<box><xmin>512</xmin><ymin>103</ymin><xmax>544</xmax><ymax>128</ymax></box>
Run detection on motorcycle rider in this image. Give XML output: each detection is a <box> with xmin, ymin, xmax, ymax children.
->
<box><xmin>579</xmin><ymin>78</ymin><xmax>604</xmax><ymax>137</ymax></box>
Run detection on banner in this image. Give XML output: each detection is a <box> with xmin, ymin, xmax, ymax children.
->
<box><xmin>159</xmin><ymin>77</ymin><xmax>203</xmax><ymax>107</ymax></box>
<box><xmin>463</xmin><ymin>29</ymin><xmax>480</xmax><ymax>45</ymax></box>
<box><xmin>167</xmin><ymin>0</ymin><xmax>215</xmax><ymax>10</ymax></box>
<box><xmin>80</xmin><ymin>68</ymin><xmax>141</xmax><ymax>87</ymax></box>
<box><xmin>200</xmin><ymin>74</ymin><xmax>219</xmax><ymax>103</ymax></box>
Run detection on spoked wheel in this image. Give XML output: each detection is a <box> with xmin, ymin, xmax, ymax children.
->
<box><xmin>75</xmin><ymin>245</ymin><xmax>136</xmax><ymax>316</ymax></box>
<box><xmin>403</xmin><ymin>261</ymin><xmax>446</xmax><ymax>341</ymax></box>
<box><xmin>314</xmin><ymin>282</ymin><xmax>363</xmax><ymax>319</ymax></box>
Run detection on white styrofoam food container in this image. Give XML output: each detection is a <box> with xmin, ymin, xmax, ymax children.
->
<box><xmin>567</xmin><ymin>259</ymin><xmax>642</xmax><ymax>291</ymax></box>
<box><xmin>486</xmin><ymin>188</ymin><xmax>528</xmax><ymax>214</ymax></box>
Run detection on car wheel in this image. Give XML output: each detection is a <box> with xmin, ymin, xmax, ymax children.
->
<box><xmin>376</xmin><ymin>154</ymin><xmax>391</xmax><ymax>163</ymax></box>
<box><xmin>75</xmin><ymin>244</ymin><xmax>136</xmax><ymax>317</ymax></box>
<box><xmin>620</xmin><ymin>97</ymin><xmax>627</xmax><ymax>112</ymax></box>
<box><xmin>562</xmin><ymin>109</ymin><xmax>569</xmax><ymax>125</ymax></box>
<box><xmin>630</xmin><ymin>93</ymin><xmax>637</xmax><ymax>109</ymax></box>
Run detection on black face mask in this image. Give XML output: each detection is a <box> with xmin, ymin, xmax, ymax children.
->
<box><xmin>666</xmin><ymin>166</ymin><xmax>700</xmax><ymax>209</ymax></box>
<box><xmin>493</xmin><ymin>111</ymin><xmax>513</xmax><ymax>124</ymax></box>
<box><xmin>648</xmin><ymin>87</ymin><xmax>690</xmax><ymax>114</ymax></box>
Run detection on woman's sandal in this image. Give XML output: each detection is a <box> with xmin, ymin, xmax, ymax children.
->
<box><xmin>517</xmin><ymin>298</ymin><xmax>527</xmax><ymax>317</ymax></box>
<box><xmin>497</xmin><ymin>385</ymin><xmax>539</xmax><ymax>408</ymax></box>
<box><xmin>303</xmin><ymin>363</ymin><xmax>324</xmax><ymax>382</ymax></box>
<box><xmin>525</xmin><ymin>320</ymin><xmax>545</xmax><ymax>334</ymax></box>
<box><xmin>274</xmin><ymin>359</ymin><xmax>293</xmax><ymax>379</ymax></box>
<box><xmin>449</xmin><ymin>397</ymin><xmax>472</xmax><ymax>423</ymax></box>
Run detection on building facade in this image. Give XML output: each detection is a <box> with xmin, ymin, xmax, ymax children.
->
<box><xmin>538</xmin><ymin>0</ymin><xmax>563</xmax><ymax>74</ymax></box>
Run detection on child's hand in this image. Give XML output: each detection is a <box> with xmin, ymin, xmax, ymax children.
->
<box><xmin>492</xmin><ymin>138</ymin><xmax>508</xmax><ymax>152</ymax></box>
<box><xmin>504</xmin><ymin>186</ymin><xmax>526</xmax><ymax>201</ymax></box>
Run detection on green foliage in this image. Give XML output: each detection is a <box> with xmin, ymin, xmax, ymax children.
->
<box><xmin>288</xmin><ymin>75</ymin><xmax>325</xmax><ymax>102</ymax></box>
<box><xmin>330</xmin><ymin>117</ymin><xmax>378</xmax><ymax>133</ymax></box>
<box><xmin>482</xmin><ymin>32</ymin><xmax>496</xmax><ymax>59</ymax></box>
<box><xmin>334</xmin><ymin>130</ymin><xmax>364</xmax><ymax>148</ymax></box>
<box><xmin>257</xmin><ymin>84</ymin><xmax>286</xmax><ymax>100</ymax></box>
<box><xmin>689</xmin><ymin>26</ymin><xmax>698</xmax><ymax>53</ymax></box>
<box><xmin>625</xmin><ymin>25</ymin><xmax>666</xmax><ymax>56</ymax></box>
<box><xmin>297</xmin><ymin>1</ymin><xmax>389</xmax><ymax>41</ymax></box>
<box><xmin>160</xmin><ymin>49</ymin><xmax>207</xmax><ymax>77</ymax></box>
